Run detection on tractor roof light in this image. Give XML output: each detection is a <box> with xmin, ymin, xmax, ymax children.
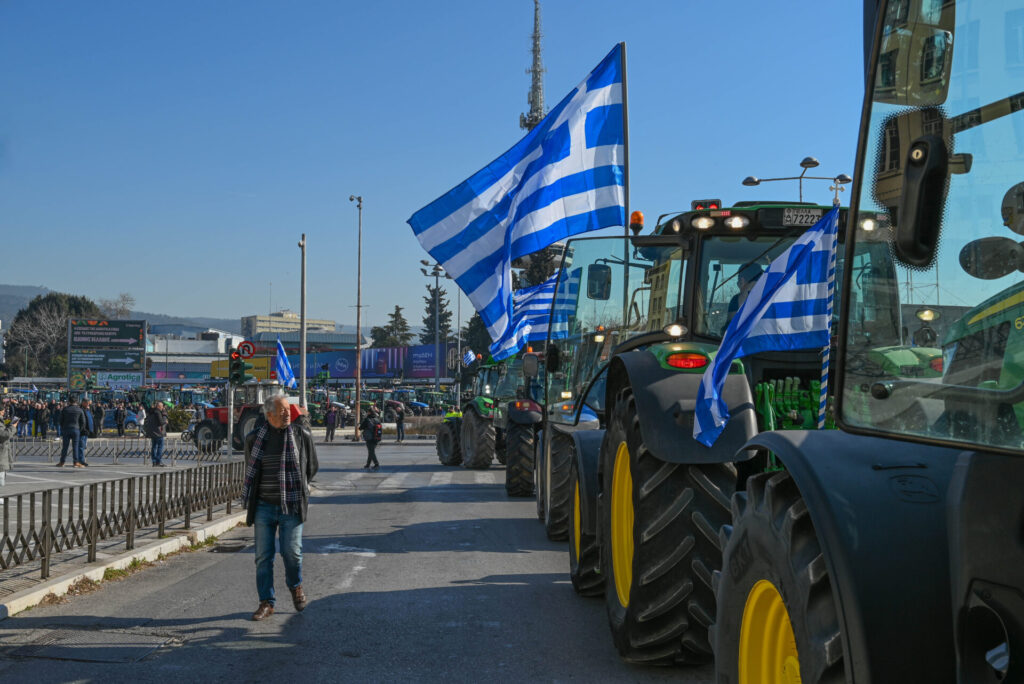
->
<box><xmin>593</xmin><ymin>334</ymin><xmax>605</xmax><ymax>343</ymax></box>
<box><xmin>724</xmin><ymin>215</ymin><xmax>750</xmax><ymax>229</ymax></box>
<box><xmin>916</xmin><ymin>307</ymin><xmax>940</xmax><ymax>322</ymax></box>
<box><xmin>691</xmin><ymin>216</ymin><xmax>715</xmax><ymax>230</ymax></box>
<box><xmin>663</xmin><ymin>323</ymin><xmax>687</xmax><ymax>338</ymax></box>
<box><xmin>560</xmin><ymin>391</ymin><xmax>572</xmax><ymax>399</ymax></box>
<box><xmin>861</xmin><ymin>218</ymin><xmax>877</xmax><ymax>232</ymax></box>
<box><xmin>666</xmin><ymin>352</ymin><xmax>708</xmax><ymax>369</ymax></box>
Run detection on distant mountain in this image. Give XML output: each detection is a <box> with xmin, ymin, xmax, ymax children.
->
<box><xmin>0</xmin><ymin>284</ymin><xmax>241</xmax><ymax>334</ymax></box>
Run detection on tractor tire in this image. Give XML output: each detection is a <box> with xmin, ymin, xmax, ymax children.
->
<box><xmin>600</xmin><ymin>386</ymin><xmax>735</xmax><ymax>665</ymax></box>
<box><xmin>436</xmin><ymin>420</ymin><xmax>463</xmax><ymax>466</ymax></box>
<box><xmin>383</xmin><ymin>408</ymin><xmax>397</xmax><ymax>423</ymax></box>
<box><xmin>544</xmin><ymin>430</ymin><xmax>574</xmax><ymax>541</ymax></box>
<box><xmin>460</xmin><ymin>410</ymin><xmax>494</xmax><ymax>469</ymax></box>
<box><xmin>495</xmin><ymin>431</ymin><xmax>507</xmax><ymax>466</ymax></box>
<box><xmin>534</xmin><ymin>433</ymin><xmax>546</xmax><ymax>520</ymax></box>
<box><xmin>504</xmin><ymin>422</ymin><xmax>535</xmax><ymax>497</ymax></box>
<box><xmin>713</xmin><ymin>471</ymin><xmax>846</xmax><ymax>683</ymax></box>
<box><xmin>568</xmin><ymin>454</ymin><xmax>603</xmax><ymax>597</ymax></box>
<box><xmin>194</xmin><ymin>420</ymin><xmax>223</xmax><ymax>456</ymax></box>
<box><xmin>233</xmin><ymin>409</ymin><xmax>260</xmax><ymax>451</ymax></box>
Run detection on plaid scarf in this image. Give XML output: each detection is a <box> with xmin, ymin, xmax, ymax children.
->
<box><xmin>242</xmin><ymin>421</ymin><xmax>304</xmax><ymax>516</ymax></box>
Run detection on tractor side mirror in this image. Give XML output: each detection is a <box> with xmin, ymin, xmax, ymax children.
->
<box><xmin>545</xmin><ymin>344</ymin><xmax>561</xmax><ymax>374</ymax></box>
<box><xmin>587</xmin><ymin>264</ymin><xmax>612</xmax><ymax>300</ymax></box>
<box><xmin>522</xmin><ymin>353</ymin><xmax>539</xmax><ymax>378</ymax></box>
<box><xmin>959</xmin><ymin>236</ymin><xmax>1024</xmax><ymax>280</ymax></box>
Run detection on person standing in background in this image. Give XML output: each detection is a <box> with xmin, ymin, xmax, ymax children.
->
<box><xmin>1</xmin><ymin>414</ymin><xmax>17</xmax><ymax>487</ymax></box>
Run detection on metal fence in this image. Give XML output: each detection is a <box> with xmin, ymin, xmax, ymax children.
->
<box><xmin>1</xmin><ymin>461</ymin><xmax>244</xmax><ymax>579</ymax></box>
<box><xmin>11</xmin><ymin>435</ymin><xmax>229</xmax><ymax>465</ymax></box>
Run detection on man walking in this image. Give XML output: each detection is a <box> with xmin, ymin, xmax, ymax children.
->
<box><xmin>359</xmin><ymin>406</ymin><xmax>382</xmax><ymax>471</ymax></box>
<box><xmin>144</xmin><ymin>403</ymin><xmax>168</xmax><ymax>467</ymax></box>
<box><xmin>324</xmin><ymin>404</ymin><xmax>338</xmax><ymax>443</ymax></box>
<box><xmin>242</xmin><ymin>393</ymin><xmax>318</xmax><ymax>621</ymax></box>
<box><xmin>58</xmin><ymin>397</ymin><xmax>87</xmax><ymax>467</ymax></box>
<box><xmin>36</xmin><ymin>403</ymin><xmax>50</xmax><ymax>439</ymax></box>
<box><xmin>395</xmin><ymin>403</ymin><xmax>405</xmax><ymax>443</ymax></box>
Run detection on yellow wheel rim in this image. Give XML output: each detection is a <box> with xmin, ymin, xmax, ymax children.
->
<box><xmin>610</xmin><ymin>440</ymin><xmax>634</xmax><ymax>608</ymax></box>
<box><xmin>739</xmin><ymin>579</ymin><xmax>801</xmax><ymax>684</ymax></box>
<box><xmin>573</xmin><ymin>481</ymin><xmax>582</xmax><ymax>561</ymax></box>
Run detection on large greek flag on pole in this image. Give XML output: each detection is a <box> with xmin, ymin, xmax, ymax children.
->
<box><xmin>693</xmin><ymin>207</ymin><xmax>840</xmax><ymax>447</ymax></box>
<box><xmin>489</xmin><ymin>267</ymin><xmax>581</xmax><ymax>360</ymax></box>
<box><xmin>408</xmin><ymin>45</ymin><xmax>625</xmax><ymax>349</ymax></box>
<box><xmin>275</xmin><ymin>337</ymin><xmax>297</xmax><ymax>389</ymax></box>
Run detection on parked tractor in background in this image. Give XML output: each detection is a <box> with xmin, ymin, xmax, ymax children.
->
<box><xmin>456</xmin><ymin>360</ymin><xmax>501</xmax><ymax>468</ymax></box>
<box><xmin>192</xmin><ymin>381</ymin><xmax>280</xmax><ymax>453</ymax></box>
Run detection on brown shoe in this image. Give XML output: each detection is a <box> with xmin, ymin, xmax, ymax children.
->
<box><xmin>251</xmin><ymin>601</ymin><xmax>274</xmax><ymax>621</ymax></box>
<box><xmin>290</xmin><ymin>586</ymin><xmax>307</xmax><ymax>612</ymax></box>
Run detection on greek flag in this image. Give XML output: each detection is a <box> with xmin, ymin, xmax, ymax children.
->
<box><xmin>463</xmin><ymin>349</ymin><xmax>476</xmax><ymax>366</ymax></box>
<box><xmin>408</xmin><ymin>45</ymin><xmax>626</xmax><ymax>349</ymax></box>
<box><xmin>490</xmin><ymin>267</ymin><xmax>582</xmax><ymax>360</ymax></box>
<box><xmin>693</xmin><ymin>207</ymin><xmax>840</xmax><ymax>447</ymax></box>
<box><xmin>275</xmin><ymin>337</ymin><xmax>297</xmax><ymax>389</ymax></box>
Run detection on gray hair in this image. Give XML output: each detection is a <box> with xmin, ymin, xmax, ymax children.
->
<box><xmin>262</xmin><ymin>391</ymin><xmax>289</xmax><ymax>416</ymax></box>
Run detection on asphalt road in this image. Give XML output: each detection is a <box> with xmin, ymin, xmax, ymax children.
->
<box><xmin>0</xmin><ymin>442</ymin><xmax>714</xmax><ymax>683</ymax></box>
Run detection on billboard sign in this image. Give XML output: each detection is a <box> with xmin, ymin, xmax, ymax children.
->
<box><xmin>70</xmin><ymin>349</ymin><xmax>144</xmax><ymax>370</ymax></box>
<box><xmin>290</xmin><ymin>344</ymin><xmax>454</xmax><ymax>380</ymax></box>
<box><xmin>97</xmin><ymin>371</ymin><xmax>144</xmax><ymax>389</ymax></box>
<box><xmin>69</xmin><ymin>319</ymin><xmax>146</xmax><ymax>349</ymax></box>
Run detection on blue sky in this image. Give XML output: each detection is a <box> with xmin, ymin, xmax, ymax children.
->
<box><xmin>0</xmin><ymin>1</ymin><xmax>864</xmax><ymax>329</ymax></box>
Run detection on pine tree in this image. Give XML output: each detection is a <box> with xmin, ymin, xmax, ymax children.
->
<box><xmin>420</xmin><ymin>285</ymin><xmax>453</xmax><ymax>345</ymax></box>
<box><xmin>461</xmin><ymin>312</ymin><xmax>492</xmax><ymax>360</ymax></box>
<box><xmin>370</xmin><ymin>306</ymin><xmax>414</xmax><ymax>347</ymax></box>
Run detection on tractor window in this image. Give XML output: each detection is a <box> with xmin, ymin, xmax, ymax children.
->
<box><xmin>840</xmin><ymin>0</ymin><xmax>1024</xmax><ymax>453</ymax></box>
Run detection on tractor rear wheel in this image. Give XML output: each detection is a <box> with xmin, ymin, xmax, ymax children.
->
<box><xmin>713</xmin><ymin>471</ymin><xmax>846</xmax><ymax>683</ymax></box>
<box><xmin>495</xmin><ymin>432</ymin><xmax>507</xmax><ymax>465</ymax></box>
<box><xmin>568</xmin><ymin>454</ymin><xmax>603</xmax><ymax>597</ymax></box>
<box><xmin>600</xmin><ymin>387</ymin><xmax>735</xmax><ymax>665</ymax></box>
<box><xmin>544</xmin><ymin>430</ymin><xmax>574</xmax><ymax>541</ymax></box>
<box><xmin>436</xmin><ymin>420</ymin><xmax>463</xmax><ymax>466</ymax></box>
<box><xmin>460</xmin><ymin>410</ymin><xmax>494</xmax><ymax>469</ymax></box>
<box><xmin>504</xmin><ymin>422</ymin><xmax>534</xmax><ymax>497</ymax></box>
<box><xmin>534</xmin><ymin>434</ymin><xmax>546</xmax><ymax>520</ymax></box>
<box><xmin>194</xmin><ymin>420</ymin><xmax>222</xmax><ymax>456</ymax></box>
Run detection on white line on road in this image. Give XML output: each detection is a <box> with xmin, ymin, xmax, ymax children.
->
<box><xmin>319</xmin><ymin>543</ymin><xmax>376</xmax><ymax>557</ymax></box>
<box><xmin>429</xmin><ymin>471</ymin><xmax>454</xmax><ymax>487</ymax></box>
<box><xmin>474</xmin><ymin>471</ymin><xmax>501</xmax><ymax>485</ymax></box>
<box><xmin>378</xmin><ymin>472</ymin><xmax>417</xmax><ymax>489</ymax></box>
<box><xmin>336</xmin><ymin>563</ymin><xmax>367</xmax><ymax>590</ymax></box>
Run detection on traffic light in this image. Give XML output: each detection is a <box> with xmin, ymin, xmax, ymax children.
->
<box><xmin>691</xmin><ymin>199</ymin><xmax>722</xmax><ymax>211</ymax></box>
<box><xmin>229</xmin><ymin>349</ymin><xmax>254</xmax><ymax>385</ymax></box>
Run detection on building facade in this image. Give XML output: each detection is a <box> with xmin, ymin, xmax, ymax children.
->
<box><xmin>240</xmin><ymin>310</ymin><xmax>335</xmax><ymax>338</ymax></box>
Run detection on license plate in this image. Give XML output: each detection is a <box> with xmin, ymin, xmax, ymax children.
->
<box><xmin>783</xmin><ymin>208</ymin><xmax>824</xmax><ymax>226</ymax></box>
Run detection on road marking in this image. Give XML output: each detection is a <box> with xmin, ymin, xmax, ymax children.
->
<box><xmin>429</xmin><ymin>471</ymin><xmax>454</xmax><ymax>487</ymax></box>
<box><xmin>319</xmin><ymin>543</ymin><xmax>376</xmax><ymax>557</ymax></box>
<box><xmin>378</xmin><ymin>472</ymin><xmax>417</xmax><ymax>489</ymax></box>
<box><xmin>474</xmin><ymin>471</ymin><xmax>501</xmax><ymax>485</ymax></box>
<box><xmin>336</xmin><ymin>564</ymin><xmax>367</xmax><ymax>590</ymax></box>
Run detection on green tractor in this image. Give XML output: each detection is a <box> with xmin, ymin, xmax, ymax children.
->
<box><xmin>435</xmin><ymin>361</ymin><xmax>500</xmax><ymax>468</ymax></box>
<box><xmin>490</xmin><ymin>352</ymin><xmax>546</xmax><ymax>497</ymax></box>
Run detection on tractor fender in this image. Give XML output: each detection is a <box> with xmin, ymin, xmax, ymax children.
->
<box><xmin>570</xmin><ymin>428</ymin><xmax>604</xmax><ymax>538</ymax></box>
<box><xmin>742</xmin><ymin>430</ymin><xmax>960</xmax><ymax>683</ymax></box>
<box><xmin>507</xmin><ymin>405</ymin><xmax>543</xmax><ymax>426</ymax></box>
<box><xmin>606</xmin><ymin>350</ymin><xmax>757</xmax><ymax>464</ymax></box>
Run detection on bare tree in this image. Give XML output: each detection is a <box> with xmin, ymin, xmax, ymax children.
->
<box><xmin>99</xmin><ymin>292</ymin><xmax>136</xmax><ymax>319</ymax></box>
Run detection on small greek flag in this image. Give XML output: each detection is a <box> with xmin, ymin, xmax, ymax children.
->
<box><xmin>275</xmin><ymin>337</ymin><xmax>297</xmax><ymax>389</ymax></box>
<box><xmin>463</xmin><ymin>349</ymin><xmax>476</xmax><ymax>366</ymax></box>
<box><xmin>693</xmin><ymin>207</ymin><xmax>839</xmax><ymax>447</ymax></box>
<box><xmin>490</xmin><ymin>267</ymin><xmax>582</xmax><ymax>360</ymax></box>
<box><xmin>408</xmin><ymin>45</ymin><xmax>626</xmax><ymax>350</ymax></box>
<box><xmin>31</xmin><ymin>384</ymin><xmax>38</xmax><ymax>392</ymax></box>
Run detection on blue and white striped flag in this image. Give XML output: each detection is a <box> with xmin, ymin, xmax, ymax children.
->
<box><xmin>408</xmin><ymin>45</ymin><xmax>626</xmax><ymax>349</ymax></box>
<box><xmin>463</xmin><ymin>349</ymin><xmax>476</xmax><ymax>366</ymax></box>
<box><xmin>490</xmin><ymin>267</ymin><xmax>582</xmax><ymax>360</ymax></box>
<box><xmin>693</xmin><ymin>207</ymin><xmax>839</xmax><ymax>447</ymax></box>
<box><xmin>275</xmin><ymin>337</ymin><xmax>297</xmax><ymax>389</ymax></box>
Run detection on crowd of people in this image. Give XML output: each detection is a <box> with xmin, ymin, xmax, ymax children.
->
<box><xmin>0</xmin><ymin>396</ymin><xmax>148</xmax><ymax>439</ymax></box>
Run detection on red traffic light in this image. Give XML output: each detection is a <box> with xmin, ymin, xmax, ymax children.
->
<box><xmin>230</xmin><ymin>350</ymin><xmax>241</xmax><ymax>360</ymax></box>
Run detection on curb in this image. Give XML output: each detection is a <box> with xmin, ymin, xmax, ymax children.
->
<box><xmin>0</xmin><ymin>511</ymin><xmax>247</xmax><ymax>622</ymax></box>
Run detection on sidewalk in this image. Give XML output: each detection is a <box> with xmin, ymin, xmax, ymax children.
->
<box><xmin>0</xmin><ymin>504</ymin><xmax>246</xmax><ymax>621</ymax></box>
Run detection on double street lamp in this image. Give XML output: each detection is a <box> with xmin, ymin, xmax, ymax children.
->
<box><xmin>742</xmin><ymin>157</ymin><xmax>852</xmax><ymax>203</ymax></box>
<box><xmin>420</xmin><ymin>260</ymin><xmax>451</xmax><ymax>393</ymax></box>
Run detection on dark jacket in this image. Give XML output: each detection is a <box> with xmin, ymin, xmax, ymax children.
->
<box><xmin>114</xmin><ymin>407</ymin><xmax>126</xmax><ymax>425</ymax></box>
<box><xmin>359</xmin><ymin>414</ymin><xmax>382</xmax><ymax>443</ymax></box>
<box><xmin>60</xmin><ymin>405</ymin><xmax>88</xmax><ymax>432</ymax></box>
<box><xmin>243</xmin><ymin>419</ymin><xmax>319</xmax><ymax>526</ymax></box>
<box><xmin>144</xmin><ymin>409</ymin><xmax>167</xmax><ymax>438</ymax></box>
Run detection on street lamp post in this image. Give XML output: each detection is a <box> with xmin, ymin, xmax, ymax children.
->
<box><xmin>298</xmin><ymin>233</ymin><xmax>307</xmax><ymax>407</ymax></box>
<box><xmin>349</xmin><ymin>195</ymin><xmax>363</xmax><ymax>439</ymax></box>
<box><xmin>742</xmin><ymin>157</ymin><xmax>852</xmax><ymax>204</ymax></box>
<box><xmin>420</xmin><ymin>260</ymin><xmax>450</xmax><ymax>394</ymax></box>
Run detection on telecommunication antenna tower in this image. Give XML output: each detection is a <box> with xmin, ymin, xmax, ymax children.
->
<box><xmin>519</xmin><ymin>0</ymin><xmax>546</xmax><ymax>132</ymax></box>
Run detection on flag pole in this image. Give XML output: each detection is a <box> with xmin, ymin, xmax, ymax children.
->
<box><xmin>619</xmin><ymin>42</ymin><xmax>631</xmax><ymax>324</ymax></box>
<box><xmin>818</xmin><ymin>201</ymin><xmax>840</xmax><ymax>429</ymax></box>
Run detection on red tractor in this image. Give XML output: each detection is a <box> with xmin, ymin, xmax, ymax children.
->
<box><xmin>193</xmin><ymin>382</ymin><xmax>279</xmax><ymax>453</ymax></box>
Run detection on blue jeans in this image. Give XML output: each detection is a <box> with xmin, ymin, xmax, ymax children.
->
<box><xmin>150</xmin><ymin>436</ymin><xmax>165</xmax><ymax>464</ymax></box>
<box><xmin>254</xmin><ymin>500</ymin><xmax>303</xmax><ymax>605</ymax></box>
<box><xmin>60</xmin><ymin>429</ymin><xmax>80</xmax><ymax>464</ymax></box>
<box><xmin>76</xmin><ymin>433</ymin><xmax>89</xmax><ymax>464</ymax></box>
<box><xmin>396</xmin><ymin>421</ymin><xmax>405</xmax><ymax>441</ymax></box>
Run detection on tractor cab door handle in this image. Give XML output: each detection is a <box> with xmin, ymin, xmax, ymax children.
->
<box><xmin>895</xmin><ymin>133</ymin><xmax>949</xmax><ymax>267</ymax></box>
